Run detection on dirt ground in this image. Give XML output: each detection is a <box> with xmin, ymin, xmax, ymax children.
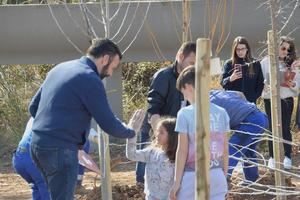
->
<box><xmin>0</xmin><ymin>155</ymin><xmax>138</xmax><ymax>200</ymax></box>
<box><xmin>1</xmin><ymin>141</ymin><xmax>300</xmax><ymax>200</ymax></box>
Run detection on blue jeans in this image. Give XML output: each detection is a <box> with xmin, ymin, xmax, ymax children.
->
<box><xmin>136</xmin><ymin>117</ymin><xmax>151</xmax><ymax>183</ymax></box>
<box><xmin>13</xmin><ymin>149</ymin><xmax>50</xmax><ymax>200</ymax></box>
<box><xmin>228</xmin><ymin>110</ymin><xmax>268</xmax><ymax>182</ymax></box>
<box><xmin>31</xmin><ymin>144</ymin><xmax>78</xmax><ymax>200</ymax></box>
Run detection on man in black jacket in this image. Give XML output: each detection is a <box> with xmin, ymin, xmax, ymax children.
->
<box><xmin>136</xmin><ymin>42</ymin><xmax>196</xmax><ymax>183</ymax></box>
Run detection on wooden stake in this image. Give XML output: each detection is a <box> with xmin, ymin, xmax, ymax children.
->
<box><xmin>97</xmin><ymin>2</ymin><xmax>113</xmax><ymax>199</ymax></box>
<box><xmin>98</xmin><ymin>74</ymin><xmax>112</xmax><ymax>200</ymax></box>
<box><xmin>267</xmin><ymin>30</ymin><xmax>286</xmax><ymax>200</ymax></box>
<box><xmin>268</xmin><ymin>1</ymin><xmax>286</xmax><ymax>199</ymax></box>
<box><xmin>195</xmin><ymin>38</ymin><xmax>211</xmax><ymax>200</ymax></box>
<box><xmin>98</xmin><ymin>126</ymin><xmax>113</xmax><ymax>200</ymax></box>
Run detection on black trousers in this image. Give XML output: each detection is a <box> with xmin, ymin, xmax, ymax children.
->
<box><xmin>264</xmin><ymin>97</ymin><xmax>294</xmax><ymax>158</ymax></box>
<box><xmin>296</xmin><ymin>93</ymin><xmax>300</xmax><ymax>128</ymax></box>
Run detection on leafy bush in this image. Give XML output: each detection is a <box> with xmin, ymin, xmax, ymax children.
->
<box><xmin>122</xmin><ymin>61</ymin><xmax>170</xmax><ymax>121</ymax></box>
<box><xmin>0</xmin><ymin>64</ymin><xmax>53</xmax><ymax>155</ymax></box>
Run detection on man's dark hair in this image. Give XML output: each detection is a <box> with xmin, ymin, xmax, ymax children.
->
<box><xmin>176</xmin><ymin>65</ymin><xmax>195</xmax><ymax>90</ymax></box>
<box><xmin>86</xmin><ymin>38</ymin><xmax>122</xmax><ymax>59</ymax></box>
<box><xmin>178</xmin><ymin>42</ymin><xmax>196</xmax><ymax>57</ymax></box>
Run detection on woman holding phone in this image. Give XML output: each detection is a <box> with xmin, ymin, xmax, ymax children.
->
<box><xmin>220</xmin><ymin>36</ymin><xmax>264</xmax><ymax>104</ymax></box>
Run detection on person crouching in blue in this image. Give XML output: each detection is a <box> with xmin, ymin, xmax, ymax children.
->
<box><xmin>13</xmin><ymin>117</ymin><xmax>91</xmax><ymax>199</ymax></box>
<box><xmin>12</xmin><ymin>117</ymin><xmax>50</xmax><ymax>200</ymax></box>
<box><xmin>210</xmin><ymin>90</ymin><xmax>268</xmax><ymax>183</ymax></box>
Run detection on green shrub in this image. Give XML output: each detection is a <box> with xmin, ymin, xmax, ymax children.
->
<box><xmin>122</xmin><ymin>62</ymin><xmax>168</xmax><ymax>121</ymax></box>
<box><xmin>0</xmin><ymin>64</ymin><xmax>53</xmax><ymax>156</ymax></box>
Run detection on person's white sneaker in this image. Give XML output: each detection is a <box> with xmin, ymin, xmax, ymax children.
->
<box><xmin>283</xmin><ymin>156</ymin><xmax>292</xmax><ymax>170</ymax></box>
<box><xmin>268</xmin><ymin>157</ymin><xmax>275</xmax><ymax>169</ymax></box>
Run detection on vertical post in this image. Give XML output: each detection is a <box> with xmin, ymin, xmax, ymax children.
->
<box><xmin>98</xmin><ymin>125</ymin><xmax>112</xmax><ymax>200</ymax></box>
<box><xmin>195</xmin><ymin>38</ymin><xmax>211</xmax><ymax>200</ymax></box>
<box><xmin>98</xmin><ymin>2</ymin><xmax>112</xmax><ymax>197</ymax></box>
<box><xmin>98</xmin><ymin>77</ymin><xmax>112</xmax><ymax>200</ymax></box>
<box><xmin>268</xmin><ymin>0</ymin><xmax>286</xmax><ymax>199</ymax></box>
<box><xmin>182</xmin><ymin>0</ymin><xmax>189</xmax><ymax>42</ymax></box>
<box><xmin>267</xmin><ymin>30</ymin><xmax>286</xmax><ymax>200</ymax></box>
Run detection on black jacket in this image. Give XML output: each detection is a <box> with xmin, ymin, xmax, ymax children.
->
<box><xmin>140</xmin><ymin>62</ymin><xmax>184</xmax><ymax>135</ymax></box>
<box><xmin>147</xmin><ymin>62</ymin><xmax>184</xmax><ymax>117</ymax></box>
<box><xmin>220</xmin><ymin>58</ymin><xmax>264</xmax><ymax>103</ymax></box>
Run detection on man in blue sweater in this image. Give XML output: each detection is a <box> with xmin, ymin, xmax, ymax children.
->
<box><xmin>29</xmin><ymin>38</ymin><xmax>143</xmax><ymax>200</ymax></box>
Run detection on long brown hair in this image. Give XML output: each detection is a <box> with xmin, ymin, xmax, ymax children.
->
<box><xmin>231</xmin><ymin>36</ymin><xmax>255</xmax><ymax>76</ymax></box>
<box><xmin>279</xmin><ymin>36</ymin><xmax>297</xmax><ymax>65</ymax></box>
<box><xmin>154</xmin><ymin>117</ymin><xmax>178</xmax><ymax>163</ymax></box>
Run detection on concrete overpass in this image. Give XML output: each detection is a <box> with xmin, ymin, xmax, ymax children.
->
<box><xmin>0</xmin><ymin>0</ymin><xmax>299</xmax><ymax>118</ymax></box>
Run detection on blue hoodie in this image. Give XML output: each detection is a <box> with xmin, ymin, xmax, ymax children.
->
<box><xmin>18</xmin><ymin>117</ymin><xmax>34</xmax><ymax>151</ymax></box>
<box><xmin>210</xmin><ymin>90</ymin><xmax>258</xmax><ymax>128</ymax></box>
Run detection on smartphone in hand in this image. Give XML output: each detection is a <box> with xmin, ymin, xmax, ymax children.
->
<box><xmin>234</xmin><ymin>64</ymin><xmax>243</xmax><ymax>78</ymax></box>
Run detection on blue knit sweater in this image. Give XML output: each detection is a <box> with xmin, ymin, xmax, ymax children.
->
<box><xmin>29</xmin><ymin>56</ymin><xmax>134</xmax><ymax>150</ymax></box>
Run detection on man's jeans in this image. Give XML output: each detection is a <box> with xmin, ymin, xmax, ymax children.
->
<box><xmin>31</xmin><ymin>144</ymin><xmax>78</xmax><ymax>200</ymax></box>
